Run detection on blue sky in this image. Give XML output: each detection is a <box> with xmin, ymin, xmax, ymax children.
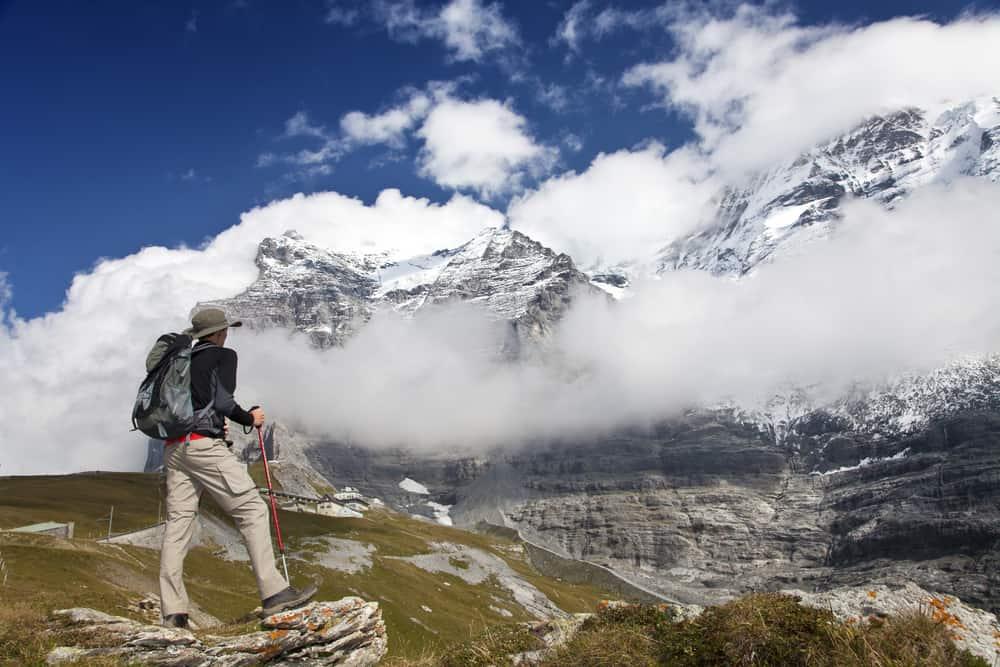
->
<box><xmin>0</xmin><ymin>0</ymin><xmax>992</xmax><ymax>318</ymax></box>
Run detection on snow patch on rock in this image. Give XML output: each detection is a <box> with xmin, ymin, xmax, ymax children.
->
<box><xmin>399</xmin><ymin>477</ymin><xmax>430</xmax><ymax>494</ymax></box>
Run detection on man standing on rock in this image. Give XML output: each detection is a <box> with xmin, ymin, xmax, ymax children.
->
<box><xmin>159</xmin><ymin>307</ymin><xmax>316</xmax><ymax>628</ymax></box>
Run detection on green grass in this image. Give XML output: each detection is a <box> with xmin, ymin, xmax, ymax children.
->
<box><xmin>392</xmin><ymin>596</ymin><xmax>992</xmax><ymax>667</ymax></box>
<box><xmin>0</xmin><ymin>472</ymin><xmax>163</xmax><ymax>538</ymax></box>
<box><xmin>246</xmin><ymin>462</ymin><xmax>283</xmax><ymax>492</ymax></box>
<box><xmin>0</xmin><ymin>472</ymin><xmax>614</xmax><ymax>663</ymax></box>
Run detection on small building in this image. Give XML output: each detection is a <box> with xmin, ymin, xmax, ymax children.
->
<box><xmin>317</xmin><ymin>501</ymin><xmax>362</xmax><ymax>519</ymax></box>
<box><xmin>333</xmin><ymin>487</ymin><xmax>364</xmax><ymax>502</ymax></box>
<box><xmin>7</xmin><ymin>521</ymin><xmax>75</xmax><ymax>539</ymax></box>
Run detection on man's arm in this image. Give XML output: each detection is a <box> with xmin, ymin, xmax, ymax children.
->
<box><xmin>214</xmin><ymin>349</ymin><xmax>256</xmax><ymax>427</ymax></box>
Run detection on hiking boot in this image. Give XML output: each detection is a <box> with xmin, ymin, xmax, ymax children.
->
<box><xmin>162</xmin><ymin>613</ymin><xmax>189</xmax><ymax>629</ymax></box>
<box><xmin>260</xmin><ymin>584</ymin><xmax>318</xmax><ymax>617</ymax></box>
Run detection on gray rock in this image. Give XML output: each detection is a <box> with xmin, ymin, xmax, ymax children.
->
<box><xmin>785</xmin><ymin>582</ymin><xmax>1000</xmax><ymax>665</ymax></box>
<box><xmin>47</xmin><ymin>598</ymin><xmax>387</xmax><ymax>666</ymax></box>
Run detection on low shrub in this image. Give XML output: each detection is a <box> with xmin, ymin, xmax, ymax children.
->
<box><xmin>541</xmin><ymin>594</ymin><xmax>990</xmax><ymax>667</ymax></box>
<box><xmin>437</xmin><ymin>623</ymin><xmax>544</xmax><ymax>667</ymax></box>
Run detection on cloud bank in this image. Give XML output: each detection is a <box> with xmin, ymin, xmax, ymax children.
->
<box><xmin>2</xmin><ymin>178</ymin><xmax>998</xmax><ymax>475</ymax></box>
<box><xmin>236</xmin><ymin>179</ymin><xmax>1000</xmax><ymax>452</ymax></box>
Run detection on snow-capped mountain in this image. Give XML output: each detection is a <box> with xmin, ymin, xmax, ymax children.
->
<box><xmin>378</xmin><ymin>226</ymin><xmax>598</xmax><ymax>339</ymax></box>
<box><xmin>207</xmin><ymin>226</ymin><xmax>599</xmax><ymax>349</ymax></box>
<box><xmin>729</xmin><ymin>355</ymin><xmax>1000</xmax><ymax>452</ymax></box>
<box><xmin>658</xmin><ymin>96</ymin><xmax>1000</xmax><ymax>275</ymax></box>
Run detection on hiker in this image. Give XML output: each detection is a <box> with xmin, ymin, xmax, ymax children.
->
<box><xmin>159</xmin><ymin>307</ymin><xmax>316</xmax><ymax>628</ymax></box>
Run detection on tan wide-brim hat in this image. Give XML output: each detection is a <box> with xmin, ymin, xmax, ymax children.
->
<box><xmin>184</xmin><ymin>307</ymin><xmax>243</xmax><ymax>339</ymax></box>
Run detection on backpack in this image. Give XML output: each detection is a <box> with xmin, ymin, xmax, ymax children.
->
<box><xmin>131</xmin><ymin>333</ymin><xmax>213</xmax><ymax>440</ymax></box>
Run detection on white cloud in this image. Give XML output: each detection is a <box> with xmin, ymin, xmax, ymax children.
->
<box><xmin>438</xmin><ymin>0</ymin><xmax>517</xmax><ymax>61</ymax></box>
<box><xmin>284</xmin><ymin>111</ymin><xmax>328</xmax><ymax>139</ymax></box>
<box><xmin>416</xmin><ymin>98</ymin><xmax>557</xmax><ymax>197</ymax></box>
<box><xmin>0</xmin><ymin>189</ymin><xmax>501</xmax><ymax>475</ymax></box>
<box><xmin>561</xmin><ymin>133</ymin><xmax>583</xmax><ymax>152</ymax></box>
<box><xmin>536</xmin><ymin>82</ymin><xmax>570</xmax><ymax>112</ymax></box>
<box><xmin>374</xmin><ymin>0</ymin><xmax>519</xmax><ymax>63</ymax></box>
<box><xmin>553</xmin><ymin>0</ymin><xmax>590</xmax><ymax>53</ymax></box>
<box><xmin>507</xmin><ymin>143</ymin><xmax>717</xmax><ymax>267</ymax></box>
<box><xmin>552</xmin><ymin>1</ymin><xmax>675</xmax><ymax>51</ymax></box>
<box><xmin>260</xmin><ymin>137</ymin><xmax>345</xmax><ymax>172</ymax></box>
<box><xmin>260</xmin><ymin>83</ymin><xmax>458</xmax><ymax>175</ymax></box>
<box><xmin>185</xmin><ymin>9</ymin><xmax>199</xmax><ymax>33</ymax></box>
<box><xmin>340</xmin><ymin>92</ymin><xmax>433</xmax><ymax>147</ymax></box>
<box><xmin>261</xmin><ymin>85</ymin><xmax>560</xmax><ymax>198</ymax></box>
<box><xmin>325</xmin><ymin>4</ymin><xmax>360</xmax><ymax>26</ymax></box>
<box><xmin>623</xmin><ymin>6</ymin><xmax>1000</xmax><ymax>174</ymax></box>
<box><xmin>0</xmin><ymin>272</ymin><xmax>11</xmax><ymax>314</ymax></box>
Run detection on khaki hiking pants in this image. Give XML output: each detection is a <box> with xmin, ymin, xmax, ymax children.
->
<box><xmin>159</xmin><ymin>437</ymin><xmax>287</xmax><ymax>616</ymax></box>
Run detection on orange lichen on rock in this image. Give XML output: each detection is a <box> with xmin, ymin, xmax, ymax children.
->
<box><xmin>926</xmin><ymin>597</ymin><xmax>967</xmax><ymax>631</ymax></box>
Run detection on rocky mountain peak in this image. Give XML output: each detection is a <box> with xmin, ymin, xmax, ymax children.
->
<box><xmin>209</xmin><ymin>231</ymin><xmax>379</xmax><ymax>347</ymax></box>
<box><xmin>209</xmin><ymin>226</ymin><xmax>600</xmax><ymax>350</ymax></box>
<box><xmin>657</xmin><ymin>95</ymin><xmax>1000</xmax><ymax>276</ymax></box>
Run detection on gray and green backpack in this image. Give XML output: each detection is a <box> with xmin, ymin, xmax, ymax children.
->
<box><xmin>131</xmin><ymin>333</ymin><xmax>212</xmax><ymax>440</ymax></box>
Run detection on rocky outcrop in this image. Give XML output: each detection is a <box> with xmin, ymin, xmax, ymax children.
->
<box><xmin>46</xmin><ymin>598</ymin><xmax>387</xmax><ymax>666</ymax></box>
<box><xmin>786</xmin><ymin>583</ymin><xmax>1000</xmax><ymax>665</ymax></box>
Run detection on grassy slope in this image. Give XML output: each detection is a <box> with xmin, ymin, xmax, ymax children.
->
<box><xmin>0</xmin><ymin>472</ymin><xmax>164</xmax><ymax>538</ymax></box>
<box><xmin>0</xmin><ymin>472</ymin><xmax>611</xmax><ymax>663</ymax></box>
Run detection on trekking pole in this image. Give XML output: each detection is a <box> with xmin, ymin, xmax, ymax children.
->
<box><xmin>256</xmin><ymin>425</ymin><xmax>290</xmax><ymax>582</ymax></box>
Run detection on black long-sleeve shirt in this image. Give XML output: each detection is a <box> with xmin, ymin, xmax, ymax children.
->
<box><xmin>190</xmin><ymin>341</ymin><xmax>255</xmax><ymax>437</ymax></box>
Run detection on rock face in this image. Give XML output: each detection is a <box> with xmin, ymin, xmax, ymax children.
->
<box><xmin>288</xmin><ymin>400</ymin><xmax>1000</xmax><ymax>615</ymax></box>
<box><xmin>46</xmin><ymin>598</ymin><xmax>387</xmax><ymax>666</ymax></box>
<box><xmin>379</xmin><ymin>227</ymin><xmax>598</xmax><ymax>347</ymax></box>
<box><xmin>206</xmin><ymin>231</ymin><xmax>380</xmax><ymax>348</ymax></box>
<box><xmin>473</xmin><ymin>408</ymin><xmax>999</xmax><ymax>614</ymax></box>
<box><xmin>208</xmin><ymin>227</ymin><xmax>600</xmax><ymax>354</ymax></box>
<box><xmin>658</xmin><ymin>97</ymin><xmax>1000</xmax><ymax>275</ymax></box>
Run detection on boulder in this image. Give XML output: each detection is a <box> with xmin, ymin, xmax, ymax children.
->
<box><xmin>46</xmin><ymin>598</ymin><xmax>387</xmax><ymax>666</ymax></box>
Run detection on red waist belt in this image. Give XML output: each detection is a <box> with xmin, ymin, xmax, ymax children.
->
<box><xmin>165</xmin><ymin>433</ymin><xmax>210</xmax><ymax>446</ymax></box>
